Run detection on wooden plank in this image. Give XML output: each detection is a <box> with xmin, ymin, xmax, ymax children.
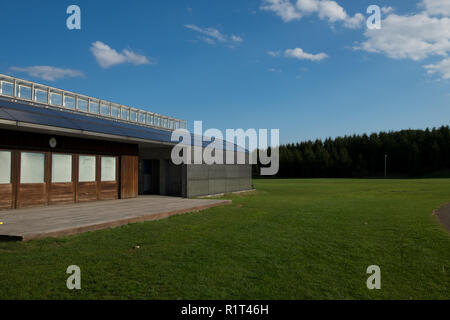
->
<box><xmin>17</xmin><ymin>183</ymin><xmax>47</xmax><ymax>208</ymax></box>
<box><xmin>15</xmin><ymin>151</ymin><xmax>21</xmax><ymax>208</ymax></box>
<box><xmin>76</xmin><ymin>154</ymin><xmax>99</xmax><ymax>203</ymax></box>
<box><xmin>4</xmin><ymin>136</ymin><xmax>140</xmax><ymax>209</ymax></box>
<box><xmin>77</xmin><ymin>182</ymin><xmax>98</xmax><ymax>202</ymax></box>
<box><xmin>12</xmin><ymin>150</ymin><xmax>17</xmax><ymax>209</ymax></box>
<box><xmin>74</xmin><ymin>154</ymin><xmax>79</xmax><ymax>202</ymax></box>
<box><xmin>99</xmin><ymin>181</ymin><xmax>118</xmax><ymax>200</ymax></box>
<box><xmin>0</xmin><ymin>128</ymin><xmax>141</xmax><ymax>210</ymax></box>
<box><xmin>16</xmin><ymin>151</ymin><xmax>48</xmax><ymax>208</ymax></box>
<box><xmin>120</xmin><ymin>155</ymin><xmax>138</xmax><ymax>199</ymax></box>
<box><xmin>45</xmin><ymin>152</ymin><xmax>50</xmax><ymax>206</ymax></box>
<box><xmin>72</xmin><ymin>154</ymin><xmax>79</xmax><ymax>202</ymax></box>
<box><xmin>0</xmin><ymin>149</ymin><xmax>13</xmax><ymax>210</ymax></box>
<box><xmin>99</xmin><ymin>156</ymin><xmax>119</xmax><ymax>200</ymax></box>
<box><xmin>49</xmin><ymin>183</ymin><xmax>75</xmax><ymax>205</ymax></box>
<box><xmin>0</xmin><ymin>184</ymin><xmax>13</xmax><ymax>210</ymax></box>
<box><xmin>96</xmin><ymin>155</ymin><xmax>101</xmax><ymax>201</ymax></box>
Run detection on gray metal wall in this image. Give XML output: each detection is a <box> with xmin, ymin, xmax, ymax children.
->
<box><xmin>139</xmin><ymin>145</ymin><xmax>253</xmax><ymax>198</ymax></box>
<box><xmin>186</xmin><ymin>164</ymin><xmax>253</xmax><ymax>197</ymax></box>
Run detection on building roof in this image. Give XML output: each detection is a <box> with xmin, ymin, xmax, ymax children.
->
<box><xmin>0</xmin><ymin>99</ymin><xmax>245</xmax><ymax>152</ymax></box>
<box><xmin>0</xmin><ymin>73</ymin><xmax>186</xmax><ymax>131</ymax></box>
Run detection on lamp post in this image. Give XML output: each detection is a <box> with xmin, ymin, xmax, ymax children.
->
<box><xmin>384</xmin><ymin>154</ymin><xmax>387</xmax><ymax>178</ymax></box>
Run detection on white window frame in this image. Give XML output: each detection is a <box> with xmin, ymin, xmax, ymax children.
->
<box><xmin>78</xmin><ymin>155</ymin><xmax>97</xmax><ymax>183</ymax></box>
<box><xmin>0</xmin><ymin>150</ymin><xmax>12</xmax><ymax>184</ymax></box>
<box><xmin>20</xmin><ymin>152</ymin><xmax>46</xmax><ymax>184</ymax></box>
<box><xmin>51</xmin><ymin>153</ymin><xmax>73</xmax><ymax>183</ymax></box>
<box><xmin>101</xmin><ymin>156</ymin><xmax>116</xmax><ymax>182</ymax></box>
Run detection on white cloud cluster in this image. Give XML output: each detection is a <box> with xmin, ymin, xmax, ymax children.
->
<box><xmin>360</xmin><ymin>14</ymin><xmax>450</xmax><ymax>61</ymax></box>
<box><xmin>358</xmin><ymin>0</ymin><xmax>450</xmax><ymax>80</ymax></box>
<box><xmin>421</xmin><ymin>0</ymin><xmax>450</xmax><ymax>16</ymax></box>
<box><xmin>260</xmin><ymin>0</ymin><xmax>364</xmax><ymax>29</ymax></box>
<box><xmin>425</xmin><ymin>58</ymin><xmax>450</xmax><ymax>79</ymax></box>
<box><xmin>381</xmin><ymin>6</ymin><xmax>394</xmax><ymax>15</ymax></box>
<box><xmin>90</xmin><ymin>41</ymin><xmax>151</xmax><ymax>69</ymax></box>
<box><xmin>267</xmin><ymin>50</ymin><xmax>281</xmax><ymax>56</ymax></box>
<box><xmin>10</xmin><ymin>66</ymin><xmax>84</xmax><ymax>81</ymax></box>
<box><xmin>261</xmin><ymin>0</ymin><xmax>301</xmax><ymax>22</ymax></box>
<box><xmin>184</xmin><ymin>24</ymin><xmax>227</xmax><ymax>43</ymax></box>
<box><xmin>285</xmin><ymin>48</ymin><xmax>328</xmax><ymax>61</ymax></box>
<box><xmin>231</xmin><ymin>35</ymin><xmax>243</xmax><ymax>43</ymax></box>
<box><xmin>184</xmin><ymin>24</ymin><xmax>244</xmax><ymax>45</ymax></box>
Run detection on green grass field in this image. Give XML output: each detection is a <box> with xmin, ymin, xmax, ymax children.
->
<box><xmin>0</xmin><ymin>179</ymin><xmax>449</xmax><ymax>299</ymax></box>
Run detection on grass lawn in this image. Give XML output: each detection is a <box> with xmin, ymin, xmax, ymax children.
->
<box><xmin>0</xmin><ymin>179</ymin><xmax>449</xmax><ymax>299</ymax></box>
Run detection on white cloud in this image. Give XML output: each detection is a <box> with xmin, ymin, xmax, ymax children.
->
<box><xmin>359</xmin><ymin>13</ymin><xmax>450</xmax><ymax>61</ymax></box>
<box><xmin>184</xmin><ymin>25</ymin><xmax>243</xmax><ymax>46</ymax></box>
<box><xmin>343</xmin><ymin>13</ymin><xmax>365</xmax><ymax>29</ymax></box>
<box><xmin>425</xmin><ymin>58</ymin><xmax>450</xmax><ymax>79</ymax></box>
<box><xmin>296</xmin><ymin>0</ymin><xmax>319</xmax><ymax>13</ymax></box>
<box><xmin>9</xmin><ymin>66</ymin><xmax>84</xmax><ymax>81</ymax></box>
<box><xmin>184</xmin><ymin>24</ymin><xmax>227</xmax><ymax>42</ymax></box>
<box><xmin>231</xmin><ymin>35</ymin><xmax>243</xmax><ymax>43</ymax></box>
<box><xmin>200</xmin><ymin>37</ymin><xmax>216</xmax><ymax>45</ymax></box>
<box><xmin>381</xmin><ymin>6</ymin><xmax>394</xmax><ymax>15</ymax></box>
<box><xmin>90</xmin><ymin>41</ymin><xmax>151</xmax><ymax>69</ymax></box>
<box><xmin>421</xmin><ymin>0</ymin><xmax>450</xmax><ymax>16</ymax></box>
<box><xmin>261</xmin><ymin>0</ymin><xmax>302</xmax><ymax>22</ymax></box>
<box><xmin>122</xmin><ymin>49</ymin><xmax>151</xmax><ymax>65</ymax></box>
<box><xmin>261</xmin><ymin>0</ymin><xmax>364</xmax><ymax>29</ymax></box>
<box><xmin>285</xmin><ymin>48</ymin><xmax>328</xmax><ymax>61</ymax></box>
<box><xmin>267</xmin><ymin>50</ymin><xmax>281</xmax><ymax>56</ymax></box>
<box><xmin>316</xmin><ymin>0</ymin><xmax>347</xmax><ymax>22</ymax></box>
<box><xmin>356</xmin><ymin>0</ymin><xmax>450</xmax><ymax>80</ymax></box>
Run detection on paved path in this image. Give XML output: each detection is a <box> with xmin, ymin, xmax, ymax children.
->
<box><xmin>435</xmin><ymin>203</ymin><xmax>450</xmax><ymax>232</ymax></box>
<box><xmin>0</xmin><ymin>196</ymin><xmax>231</xmax><ymax>241</ymax></box>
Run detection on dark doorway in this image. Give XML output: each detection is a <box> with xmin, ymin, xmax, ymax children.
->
<box><xmin>140</xmin><ymin>159</ymin><xmax>160</xmax><ymax>195</ymax></box>
<box><xmin>165</xmin><ymin>161</ymin><xmax>182</xmax><ymax>196</ymax></box>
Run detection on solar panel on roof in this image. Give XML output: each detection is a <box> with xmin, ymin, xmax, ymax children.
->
<box><xmin>3</xmin><ymin>107</ymin><xmax>82</xmax><ymax>130</ymax></box>
<box><xmin>0</xmin><ymin>109</ymin><xmax>15</xmax><ymax>121</ymax></box>
<box><xmin>0</xmin><ymin>99</ymin><xmax>177</xmax><ymax>144</ymax></box>
<box><xmin>0</xmin><ymin>99</ymin><xmax>246</xmax><ymax>152</ymax></box>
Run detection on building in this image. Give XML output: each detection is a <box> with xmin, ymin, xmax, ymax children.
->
<box><xmin>0</xmin><ymin>74</ymin><xmax>253</xmax><ymax>210</ymax></box>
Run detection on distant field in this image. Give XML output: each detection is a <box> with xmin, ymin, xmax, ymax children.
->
<box><xmin>0</xmin><ymin>179</ymin><xmax>449</xmax><ymax>299</ymax></box>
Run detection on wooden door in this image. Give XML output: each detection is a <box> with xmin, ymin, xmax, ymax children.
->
<box><xmin>121</xmin><ymin>155</ymin><xmax>138</xmax><ymax>199</ymax></box>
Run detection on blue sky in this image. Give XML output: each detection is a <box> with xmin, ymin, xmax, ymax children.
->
<box><xmin>1</xmin><ymin>0</ymin><xmax>450</xmax><ymax>144</ymax></box>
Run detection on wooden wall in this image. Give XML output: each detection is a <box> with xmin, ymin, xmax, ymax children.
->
<box><xmin>0</xmin><ymin>151</ymin><xmax>16</xmax><ymax>210</ymax></box>
<box><xmin>0</xmin><ymin>184</ymin><xmax>13</xmax><ymax>210</ymax></box>
<box><xmin>0</xmin><ymin>129</ymin><xmax>138</xmax><ymax>156</ymax></box>
<box><xmin>99</xmin><ymin>155</ymin><xmax>120</xmax><ymax>201</ymax></box>
<box><xmin>120</xmin><ymin>155</ymin><xmax>139</xmax><ymax>199</ymax></box>
<box><xmin>0</xmin><ymin>129</ymin><xmax>139</xmax><ymax>210</ymax></box>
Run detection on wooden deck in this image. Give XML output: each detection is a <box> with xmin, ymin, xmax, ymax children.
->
<box><xmin>0</xmin><ymin>196</ymin><xmax>231</xmax><ymax>241</ymax></box>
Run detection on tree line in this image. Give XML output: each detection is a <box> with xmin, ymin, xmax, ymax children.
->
<box><xmin>253</xmin><ymin>126</ymin><xmax>450</xmax><ymax>178</ymax></box>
